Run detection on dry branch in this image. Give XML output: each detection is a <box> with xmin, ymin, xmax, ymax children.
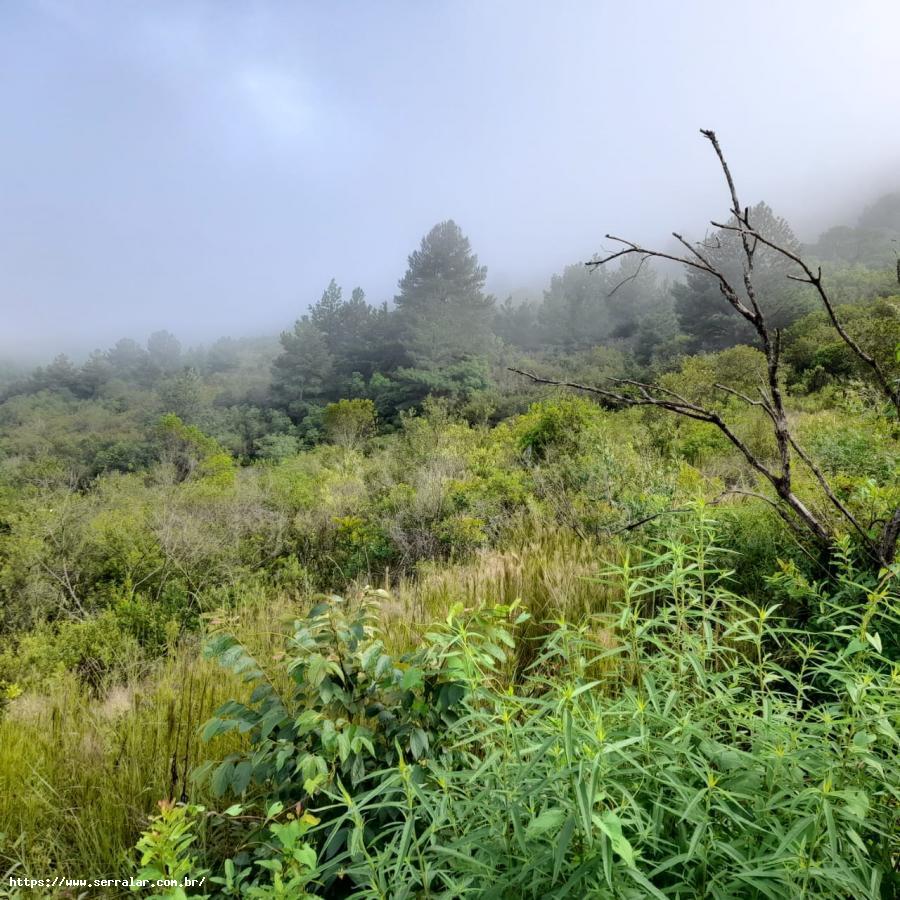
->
<box><xmin>513</xmin><ymin>129</ymin><xmax>900</xmax><ymax>569</ymax></box>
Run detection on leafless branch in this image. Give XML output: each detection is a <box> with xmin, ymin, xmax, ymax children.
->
<box><xmin>514</xmin><ymin>128</ymin><xmax>900</xmax><ymax>569</ymax></box>
<box><xmin>605</xmin><ymin>254</ymin><xmax>651</xmax><ymax>298</ymax></box>
<box><xmin>712</xmin><ymin>219</ymin><xmax>900</xmax><ymax>414</ymax></box>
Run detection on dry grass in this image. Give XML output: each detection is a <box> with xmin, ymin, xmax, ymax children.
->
<box><xmin>376</xmin><ymin>525</ymin><xmax>628</xmax><ymax>652</ymax></box>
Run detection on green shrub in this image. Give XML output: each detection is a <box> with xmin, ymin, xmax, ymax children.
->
<box><xmin>798</xmin><ymin>413</ymin><xmax>898</xmax><ymax>483</ymax></box>
<box><xmin>318</xmin><ymin>526</ymin><xmax>900</xmax><ymax>898</ymax></box>
<box><xmin>331</xmin><ymin>515</ymin><xmax>395</xmax><ymax>581</ymax></box>
<box><xmin>192</xmin><ymin>591</ymin><xmax>524</xmax><ymax>893</ymax></box>
<box><xmin>1</xmin><ymin>610</ymin><xmax>143</xmax><ymax>691</ymax></box>
<box><xmin>322</xmin><ymin>398</ymin><xmax>377</xmax><ymax>448</ymax></box>
<box><xmin>514</xmin><ymin>396</ymin><xmax>601</xmax><ymax>459</ymax></box>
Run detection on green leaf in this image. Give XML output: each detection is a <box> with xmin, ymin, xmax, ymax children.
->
<box><xmin>865</xmin><ymin>631</ymin><xmax>882</xmax><ymax>653</ymax></box>
<box><xmin>841</xmin><ymin>789</ymin><xmax>869</xmax><ymax>820</ymax></box>
<box><xmin>201</xmin><ymin>717</ymin><xmax>237</xmax><ymax>742</ymax></box>
<box><xmin>571</xmin><ymin>680</ymin><xmax>601</xmax><ymax>698</ymax></box>
<box><xmin>553</xmin><ymin>815</ymin><xmax>577</xmax><ymax>881</ymax></box>
<box><xmin>526</xmin><ymin>808</ymin><xmax>566</xmax><ymax>837</ymax></box>
<box><xmin>409</xmin><ymin>727</ymin><xmax>429</xmax><ymax>759</ymax></box>
<box><xmin>259</xmin><ymin>706</ymin><xmax>287</xmax><ymax>739</ymax></box>
<box><xmin>595</xmin><ymin>810</ymin><xmax>635</xmax><ymax>867</ymax></box>
<box><xmin>400</xmin><ymin>667</ymin><xmax>424</xmax><ymax>690</ymax></box>
<box><xmin>211</xmin><ymin>761</ymin><xmax>234</xmax><ymax>797</ymax></box>
<box><xmin>231</xmin><ymin>760</ymin><xmax>253</xmax><ymax>795</ymax></box>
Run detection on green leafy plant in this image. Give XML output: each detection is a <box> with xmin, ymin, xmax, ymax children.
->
<box><xmin>134</xmin><ymin>801</ymin><xmax>207</xmax><ymax>899</ymax></box>
<box><xmin>206</xmin><ymin>802</ymin><xmax>320</xmax><ymax>898</ymax></box>
<box><xmin>313</xmin><ymin>519</ymin><xmax>900</xmax><ymax>898</ymax></box>
<box><xmin>196</xmin><ymin>590</ymin><xmax>525</xmax><ymax>890</ymax></box>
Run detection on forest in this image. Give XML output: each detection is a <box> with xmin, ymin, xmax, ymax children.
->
<box><xmin>1</xmin><ymin>123</ymin><xmax>899</xmax><ymax>899</ymax></box>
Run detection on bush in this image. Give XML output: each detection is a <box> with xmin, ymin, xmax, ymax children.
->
<box><xmin>514</xmin><ymin>396</ymin><xmax>601</xmax><ymax>459</ymax></box>
<box><xmin>322</xmin><ymin>399</ymin><xmax>377</xmax><ymax>448</ymax></box>
<box><xmin>0</xmin><ymin>610</ymin><xmax>143</xmax><ymax>691</ymax></box>
<box><xmin>192</xmin><ymin>591</ymin><xmax>522</xmax><ymax>893</ymax></box>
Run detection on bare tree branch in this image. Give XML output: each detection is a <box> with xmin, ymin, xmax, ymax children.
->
<box><xmin>712</xmin><ymin>219</ymin><xmax>900</xmax><ymax>414</ymax></box>
<box><xmin>605</xmin><ymin>254</ymin><xmax>652</xmax><ymax>298</ymax></box>
<box><xmin>513</xmin><ymin>129</ymin><xmax>900</xmax><ymax>569</ymax></box>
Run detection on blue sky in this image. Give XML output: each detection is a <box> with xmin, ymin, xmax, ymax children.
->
<box><xmin>2</xmin><ymin>1</ymin><xmax>899</xmax><ymax>359</ymax></box>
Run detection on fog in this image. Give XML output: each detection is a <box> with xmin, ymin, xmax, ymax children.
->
<box><xmin>2</xmin><ymin>0</ymin><xmax>899</xmax><ymax>361</ymax></box>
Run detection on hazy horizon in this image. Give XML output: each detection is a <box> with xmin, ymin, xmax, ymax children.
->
<box><xmin>2</xmin><ymin>1</ymin><xmax>899</xmax><ymax>362</ymax></box>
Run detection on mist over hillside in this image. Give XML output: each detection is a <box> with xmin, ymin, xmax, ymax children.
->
<box><xmin>3</xmin><ymin>1</ymin><xmax>900</xmax><ymax>360</ymax></box>
<box><xmin>5</xmin><ymin>185</ymin><xmax>899</xmax><ymax>372</ymax></box>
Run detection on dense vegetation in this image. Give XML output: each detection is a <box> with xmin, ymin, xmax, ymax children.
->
<box><xmin>1</xmin><ymin>180</ymin><xmax>899</xmax><ymax>897</ymax></box>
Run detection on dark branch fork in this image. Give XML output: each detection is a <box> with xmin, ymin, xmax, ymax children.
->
<box><xmin>512</xmin><ymin>129</ymin><xmax>900</xmax><ymax>568</ymax></box>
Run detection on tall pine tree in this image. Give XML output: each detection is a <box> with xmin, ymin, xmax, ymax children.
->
<box><xmin>271</xmin><ymin>320</ymin><xmax>334</xmax><ymax>421</ymax></box>
<box><xmin>395</xmin><ymin>221</ymin><xmax>494</xmax><ymax>368</ymax></box>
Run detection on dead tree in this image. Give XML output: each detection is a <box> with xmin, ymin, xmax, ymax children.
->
<box><xmin>512</xmin><ymin>129</ymin><xmax>900</xmax><ymax>570</ymax></box>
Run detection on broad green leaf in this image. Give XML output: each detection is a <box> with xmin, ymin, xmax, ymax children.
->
<box><xmin>595</xmin><ymin>810</ymin><xmax>636</xmax><ymax>867</ymax></box>
<box><xmin>526</xmin><ymin>808</ymin><xmax>566</xmax><ymax>837</ymax></box>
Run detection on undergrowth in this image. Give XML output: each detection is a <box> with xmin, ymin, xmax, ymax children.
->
<box><xmin>134</xmin><ymin>513</ymin><xmax>900</xmax><ymax>898</ymax></box>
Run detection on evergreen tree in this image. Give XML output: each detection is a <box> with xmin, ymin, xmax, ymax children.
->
<box><xmin>147</xmin><ymin>330</ymin><xmax>182</xmax><ymax>373</ymax></box>
<box><xmin>271</xmin><ymin>320</ymin><xmax>334</xmax><ymax>421</ymax></box>
<box><xmin>365</xmin><ymin>301</ymin><xmax>407</xmax><ymax>375</ymax></box>
<box><xmin>335</xmin><ymin>287</ymin><xmax>376</xmax><ymax>376</ymax></box>
<box><xmin>158</xmin><ymin>367</ymin><xmax>205</xmax><ymax>423</ymax></box>
<box><xmin>494</xmin><ymin>296</ymin><xmax>541</xmax><ymax>350</ymax></box>
<box><xmin>106</xmin><ymin>338</ymin><xmax>153</xmax><ymax>384</ymax></box>
<box><xmin>395</xmin><ymin>221</ymin><xmax>494</xmax><ymax>368</ymax></box>
<box><xmin>539</xmin><ymin>263</ymin><xmax>610</xmax><ymax>350</ymax></box>
<box><xmin>308</xmin><ymin>279</ymin><xmax>344</xmax><ymax>347</ymax></box>
<box><xmin>31</xmin><ymin>354</ymin><xmax>85</xmax><ymax>396</ymax></box>
<box><xmin>79</xmin><ymin>351</ymin><xmax>112</xmax><ymax>397</ymax></box>
<box><xmin>206</xmin><ymin>337</ymin><xmax>241</xmax><ymax>373</ymax></box>
<box><xmin>309</xmin><ymin>281</ymin><xmax>380</xmax><ymax>380</ymax></box>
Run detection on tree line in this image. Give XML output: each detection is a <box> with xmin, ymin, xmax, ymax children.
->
<box><xmin>2</xmin><ymin>193</ymin><xmax>898</xmax><ymax>459</ymax></box>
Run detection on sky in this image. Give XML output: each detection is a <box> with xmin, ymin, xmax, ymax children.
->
<box><xmin>1</xmin><ymin>0</ymin><xmax>899</xmax><ymax>361</ymax></box>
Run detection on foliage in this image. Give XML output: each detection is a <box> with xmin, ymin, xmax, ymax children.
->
<box><xmin>2</xmin><ymin>197</ymin><xmax>899</xmax><ymax>894</ymax></box>
<box><xmin>514</xmin><ymin>394</ymin><xmax>602</xmax><ymax>459</ymax></box>
<box><xmin>784</xmin><ymin>297</ymin><xmax>900</xmax><ymax>392</ymax></box>
<box><xmin>135</xmin><ymin>800</ymin><xmax>321</xmax><ymax>899</ymax></box>
<box><xmin>322</xmin><ymin>399</ymin><xmax>376</xmax><ymax>448</ymax></box>
<box><xmin>271</xmin><ymin>322</ymin><xmax>334</xmax><ymax>422</ymax></box>
<box><xmin>160</xmin><ymin>517</ymin><xmax>900</xmax><ymax>898</ymax></box>
<box><xmin>318</xmin><ymin>525</ymin><xmax>899</xmax><ymax>897</ymax></box>
<box><xmin>134</xmin><ymin>801</ymin><xmax>208</xmax><ymax>899</ymax></box>
<box><xmin>194</xmin><ymin>590</ymin><xmax>524</xmax><ymax>891</ymax></box>
<box><xmin>394</xmin><ymin>220</ymin><xmax>495</xmax><ymax>369</ymax></box>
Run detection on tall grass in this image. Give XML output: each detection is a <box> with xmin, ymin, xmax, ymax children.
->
<box><xmin>9</xmin><ymin>511</ymin><xmax>898</xmax><ymax>897</ymax></box>
<box><xmin>0</xmin><ymin>524</ymin><xmax>623</xmax><ymax>890</ymax></box>
<box><xmin>0</xmin><ymin>640</ymin><xmax>250</xmax><ymax>881</ymax></box>
<box><xmin>382</xmin><ymin>524</ymin><xmax>627</xmax><ymax>652</ymax></box>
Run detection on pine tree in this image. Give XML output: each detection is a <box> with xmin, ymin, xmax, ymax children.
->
<box><xmin>271</xmin><ymin>320</ymin><xmax>334</xmax><ymax>420</ymax></box>
<box><xmin>673</xmin><ymin>202</ymin><xmax>809</xmax><ymax>351</ymax></box>
<box><xmin>395</xmin><ymin>221</ymin><xmax>494</xmax><ymax>368</ymax></box>
<box><xmin>308</xmin><ymin>279</ymin><xmax>344</xmax><ymax>347</ymax></box>
<box><xmin>147</xmin><ymin>330</ymin><xmax>182</xmax><ymax>373</ymax></box>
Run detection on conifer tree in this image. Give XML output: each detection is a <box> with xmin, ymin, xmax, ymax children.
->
<box><xmin>395</xmin><ymin>220</ymin><xmax>494</xmax><ymax>368</ymax></box>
